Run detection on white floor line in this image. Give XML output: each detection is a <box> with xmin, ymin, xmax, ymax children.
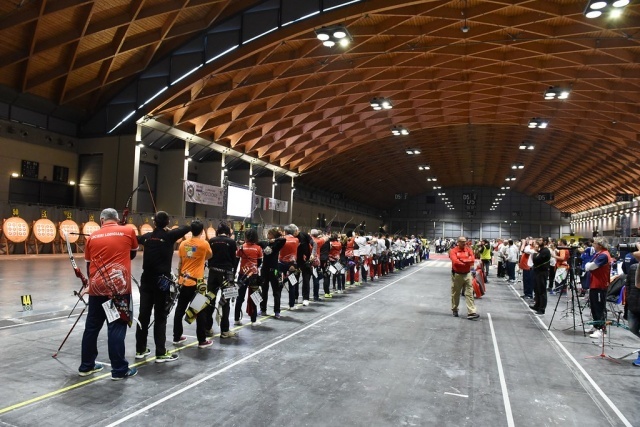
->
<box><xmin>487</xmin><ymin>313</ymin><xmax>515</xmax><ymax>427</ymax></box>
<box><xmin>507</xmin><ymin>284</ymin><xmax>632</xmax><ymax>427</ymax></box>
<box><xmin>105</xmin><ymin>264</ymin><xmax>429</xmax><ymax>427</ymax></box>
<box><xmin>0</xmin><ymin>303</ymin><xmax>142</xmax><ymax>330</ymax></box>
<box><xmin>443</xmin><ymin>392</ymin><xmax>468</xmax><ymax>398</ymax></box>
<box><xmin>0</xmin><ymin>314</ymin><xmax>81</xmax><ymax>330</ymax></box>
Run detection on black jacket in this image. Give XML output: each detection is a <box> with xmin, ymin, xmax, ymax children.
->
<box><xmin>320</xmin><ymin>239</ymin><xmax>332</xmax><ymax>263</ymax></box>
<box><xmin>259</xmin><ymin>237</ymin><xmax>286</xmax><ymax>271</ymax></box>
<box><xmin>296</xmin><ymin>231</ymin><xmax>315</xmax><ymax>265</ymax></box>
<box><xmin>533</xmin><ymin>247</ymin><xmax>551</xmax><ymax>273</ymax></box>
<box><xmin>626</xmin><ymin>263</ymin><xmax>640</xmax><ymax>315</ymax></box>
<box><xmin>208</xmin><ymin>235</ymin><xmax>237</xmax><ymax>271</ymax></box>
<box><xmin>139</xmin><ymin>225</ymin><xmax>191</xmax><ymax>278</ymax></box>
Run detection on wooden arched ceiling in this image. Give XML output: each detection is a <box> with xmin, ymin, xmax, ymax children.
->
<box><xmin>0</xmin><ymin>0</ymin><xmax>257</xmax><ymax>108</ymax></box>
<box><xmin>1</xmin><ymin>0</ymin><xmax>639</xmax><ymax>213</ymax></box>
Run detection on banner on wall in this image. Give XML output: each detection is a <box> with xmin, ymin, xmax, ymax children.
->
<box><xmin>184</xmin><ymin>180</ymin><xmax>224</xmax><ymax>206</ymax></box>
<box><xmin>257</xmin><ymin>196</ymin><xmax>289</xmax><ymax>213</ymax></box>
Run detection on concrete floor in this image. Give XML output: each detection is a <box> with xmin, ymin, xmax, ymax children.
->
<box><xmin>0</xmin><ymin>254</ymin><xmax>638</xmax><ymax>427</ymax></box>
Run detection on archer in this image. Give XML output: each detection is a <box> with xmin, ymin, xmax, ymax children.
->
<box><xmin>78</xmin><ymin>208</ymin><xmax>139</xmax><ymax>380</ymax></box>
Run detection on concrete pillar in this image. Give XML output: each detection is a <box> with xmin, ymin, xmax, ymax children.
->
<box><xmin>157</xmin><ymin>149</ymin><xmax>185</xmax><ymax>216</ymax></box>
<box><xmin>274</xmin><ymin>178</ymin><xmax>292</xmax><ymax>226</ymax></box>
<box><xmin>255</xmin><ymin>175</ymin><xmax>274</xmax><ymax>225</ymax></box>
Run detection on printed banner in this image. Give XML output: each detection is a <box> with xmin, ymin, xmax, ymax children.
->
<box><xmin>184</xmin><ymin>180</ymin><xmax>224</xmax><ymax>206</ymax></box>
<box><xmin>272</xmin><ymin>198</ymin><xmax>288</xmax><ymax>213</ymax></box>
<box><xmin>257</xmin><ymin>196</ymin><xmax>289</xmax><ymax>213</ymax></box>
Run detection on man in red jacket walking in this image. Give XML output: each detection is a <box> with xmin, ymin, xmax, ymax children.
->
<box><xmin>449</xmin><ymin>236</ymin><xmax>480</xmax><ymax>320</ymax></box>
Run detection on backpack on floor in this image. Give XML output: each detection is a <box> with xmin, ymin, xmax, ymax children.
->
<box><xmin>472</xmin><ymin>264</ymin><xmax>486</xmax><ymax>298</ymax></box>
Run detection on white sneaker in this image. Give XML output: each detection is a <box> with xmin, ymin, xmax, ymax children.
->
<box><xmin>290</xmin><ymin>305</ymin><xmax>298</xmax><ymax>310</ymax></box>
<box><xmin>302</xmin><ymin>300</ymin><xmax>309</xmax><ymax>306</ymax></box>
<box><xmin>220</xmin><ymin>330</ymin><xmax>238</xmax><ymax>339</ymax></box>
<box><xmin>590</xmin><ymin>329</ymin><xmax>604</xmax><ymax>339</ymax></box>
<box><xmin>586</xmin><ymin>327</ymin><xmax>597</xmax><ymax>334</ymax></box>
<box><xmin>234</xmin><ymin>320</ymin><xmax>242</xmax><ymax>326</ymax></box>
<box><xmin>251</xmin><ymin>321</ymin><xmax>262</xmax><ymax>326</ymax></box>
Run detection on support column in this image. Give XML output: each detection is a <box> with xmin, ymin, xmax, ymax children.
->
<box><xmin>273</xmin><ymin>176</ymin><xmax>292</xmax><ymax>226</ymax></box>
<box><xmin>255</xmin><ymin>175</ymin><xmax>274</xmax><ymax>225</ymax></box>
<box><xmin>131</xmin><ymin>143</ymin><xmax>142</xmax><ymax>213</ymax></box>
<box><xmin>182</xmin><ymin>140</ymin><xmax>190</xmax><ymax>218</ymax></box>
<box><xmin>157</xmin><ymin>149</ymin><xmax>186</xmax><ymax>216</ymax></box>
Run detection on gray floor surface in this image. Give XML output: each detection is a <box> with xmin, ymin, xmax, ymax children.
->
<box><xmin>0</xmin><ymin>255</ymin><xmax>638</xmax><ymax>427</ymax></box>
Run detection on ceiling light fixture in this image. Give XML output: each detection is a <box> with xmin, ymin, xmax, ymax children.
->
<box><xmin>418</xmin><ymin>165</ymin><xmax>431</xmax><ymax>171</ymax></box>
<box><xmin>519</xmin><ymin>142</ymin><xmax>535</xmax><ymax>150</ymax></box>
<box><xmin>528</xmin><ymin>118</ymin><xmax>548</xmax><ymax>129</ymax></box>
<box><xmin>544</xmin><ymin>86</ymin><xmax>570</xmax><ymax>100</ymax></box>
<box><xmin>391</xmin><ymin>125</ymin><xmax>409</xmax><ymax>136</ymax></box>
<box><xmin>584</xmin><ymin>0</ymin><xmax>629</xmax><ymax>18</ymax></box>
<box><xmin>511</xmin><ymin>162</ymin><xmax>525</xmax><ymax>170</ymax></box>
<box><xmin>405</xmin><ymin>148</ymin><xmax>421</xmax><ymax>155</ymax></box>
<box><xmin>426</xmin><ymin>177</ymin><xmax>438</xmax><ymax>182</ymax></box>
<box><xmin>505</xmin><ymin>176</ymin><xmax>517</xmax><ymax>181</ymax></box>
<box><xmin>461</xmin><ymin>0</ymin><xmax>470</xmax><ymax>33</ymax></box>
<box><xmin>370</xmin><ymin>97</ymin><xmax>393</xmax><ymax>111</ymax></box>
<box><xmin>315</xmin><ymin>25</ymin><xmax>353</xmax><ymax>47</ymax></box>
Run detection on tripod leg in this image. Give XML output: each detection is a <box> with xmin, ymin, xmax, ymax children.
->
<box><xmin>548</xmin><ymin>284</ymin><xmax>566</xmax><ymax>330</ymax></box>
<box><xmin>616</xmin><ymin>349</ymin><xmax>640</xmax><ymax>360</ymax></box>
<box><xmin>52</xmin><ymin>306</ymin><xmax>86</xmax><ymax>358</ymax></box>
<box><xmin>573</xmin><ymin>282</ymin><xmax>587</xmax><ymax>336</ymax></box>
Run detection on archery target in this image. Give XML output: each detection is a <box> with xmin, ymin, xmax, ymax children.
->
<box><xmin>2</xmin><ymin>217</ymin><xmax>29</xmax><ymax>243</ymax></box>
<box><xmin>59</xmin><ymin>220</ymin><xmax>80</xmax><ymax>243</ymax></box>
<box><xmin>83</xmin><ymin>221</ymin><xmax>100</xmax><ymax>236</ymax></box>
<box><xmin>33</xmin><ymin>219</ymin><xmax>56</xmax><ymax>243</ymax></box>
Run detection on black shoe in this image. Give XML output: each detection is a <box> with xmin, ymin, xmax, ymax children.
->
<box><xmin>452</xmin><ymin>310</ymin><xmax>459</xmax><ymax>317</ymax></box>
<box><xmin>535</xmin><ymin>310</ymin><xmax>545</xmax><ymax>315</ymax></box>
<box><xmin>467</xmin><ymin>313</ymin><xmax>480</xmax><ymax>320</ymax></box>
<box><xmin>111</xmin><ymin>367</ymin><xmax>138</xmax><ymax>381</ymax></box>
<box><xmin>529</xmin><ymin>305</ymin><xmax>538</xmax><ymax>311</ymax></box>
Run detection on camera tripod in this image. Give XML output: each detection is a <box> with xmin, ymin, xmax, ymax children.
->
<box><xmin>547</xmin><ymin>257</ymin><xmax>586</xmax><ymax>335</ymax></box>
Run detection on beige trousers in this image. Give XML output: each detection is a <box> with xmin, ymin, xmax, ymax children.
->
<box><xmin>451</xmin><ymin>272</ymin><xmax>476</xmax><ymax>314</ymax></box>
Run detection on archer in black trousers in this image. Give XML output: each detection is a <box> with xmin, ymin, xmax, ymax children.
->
<box><xmin>530</xmin><ymin>239</ymin><xmax>551</xmax><ymax>315</ymax></box>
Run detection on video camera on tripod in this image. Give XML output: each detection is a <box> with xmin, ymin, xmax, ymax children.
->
<box><xmin>557</xmin><ymin>245</ymin><xmax>581</xmax><ymax>268</ymax></box>
<box><xmin>548</xmin><ymin>244</ymin><xmax>587</xmax><ymax>333</ymax></box>
<box><xmin>617</xmin><ymin>243</ymin><xmax>638</xmax><ymax>250</ymax></box>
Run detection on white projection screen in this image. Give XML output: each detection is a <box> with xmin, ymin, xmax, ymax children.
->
<box><xmin>226</xmin><ymin>184</ymin><xmax>253</xmax><ymax>218</ymax></box>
